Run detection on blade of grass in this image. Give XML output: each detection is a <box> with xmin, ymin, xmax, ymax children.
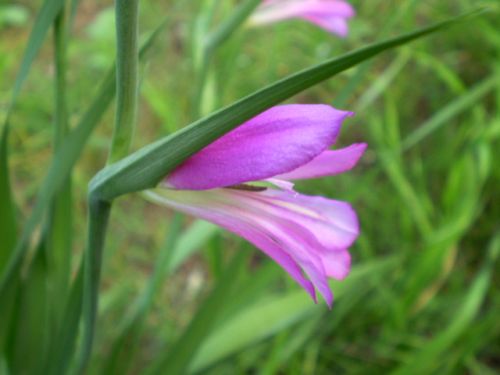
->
<box><xmin>402</xmin><ymin>74</ymin><xmax>499</xmax><ymax>150</ymax></box>
<box><xmin>91</xmin><ymin>11</ymin><xmax>482</xmax><ymax>201</ymax></box>
<box><xmin>145</xmin><ymin>251</ymin><xmax>248</xmax><ymax>375</ymax></box>
<box><xmin>7</xmin><ymin>0</ymin><xmax>64</xmax><ymax>108</ymax></box>
<box><xmin>0</xmin><ymin>19</ymin><xmax>167</xmax><ymax>303</ymax></box>
<box><xmin>45</xmin><ymin>264</ymin><xmax>84</xmax><ymax>375</ymax></box>
<box><xmin>45</xmin><ymin>5</ymin><xmax>72</xmax><ymax>321</ymax></box>
<box><xmin>0</xmin><ymin>125</ymin><xmax>16</xmax><ymax>274</ymax></box>
<box><xmin>392</xmin><ymin>232</ymin><xmax>500</xmax><ymax>375</ymax></box>
<box><xmin>100</xmin><ymin>214</ymin><xmax>183</xmax><ymax>375</ymax></box>
<box><xmin>189</xmin><ymin>257</ymin><xmax>398</xmax><ymax>373</ymax></box>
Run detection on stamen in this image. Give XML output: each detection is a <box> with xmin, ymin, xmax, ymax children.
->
<box><xmin>225</xmin><ymin>183</ymin><xmax>267</xmax><ymax>192</ymax></box>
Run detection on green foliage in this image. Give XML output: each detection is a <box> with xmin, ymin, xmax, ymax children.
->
<box><xmin>1</xmin><ymin>1</ymin><xmax>498</xmax><ymax>374</ymax></box>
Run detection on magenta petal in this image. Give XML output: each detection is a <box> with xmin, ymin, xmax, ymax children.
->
<box><xmin>166</xmin><ymin>105</ymin><xmax>352</xmax><ymax>190</ymax></box>
<box><xmin>253</xmin><ymin>0</ymin><xmax>355</xmax><ymax>36</ymax></box>
<box><xmin>148</xmin><ymin>189</ymin><xmax>317</xmax><ymax>301</ymax></box>
<box><xmin>302</xmin><ymin>14</ymin><xmax>350</xmax><ymax>37</ymax></box>
<box><xmin>275</xmin><ymin>143</ymin><xmax>367</xmax><ymax>180</ymax></box>
<box><xmin>149</xmin><ymin>184</ymin><xmax>360</xmax><ymax>305</ymax></box>
<box><xmin>251</xmin><ymin>189</ymin><xmax>359</xmax><ymax>252</ymax></box>
<box><xmin>323</xmin><ymin>249</ymin><xmax>351</xmax><ymax>279</ymax></box>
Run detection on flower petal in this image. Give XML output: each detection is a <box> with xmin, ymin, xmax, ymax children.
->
<box><xmin>148</xmin><ymin>184</ymin><xmax>360</xmax><ymax>305</ymax></box>
<box><xmin>146</xmin><ymin>189</ymin><xmax>317</xmax><ymax>302</ymax></box>
<box><xmin>250</xmin><ymin>188</ymin><xmax>359</xmax><ymax>251</ymax></box>
<box><xmin>252</xmin><ymin>0</ymin><xmax>355</xmax><ymax>36</ymax></box>
<box><xmin>302</xmin><ymin>14</ymin><xmax>350</xmax><ymax>37</ymax></box>
<box><xmin>275</xmin><ymin>143</ymin><xmax>367</xmax><ymax>180</ymax></box>
<box><xmin>166</xmin><ymin>105</ymin><xmax>352</xmax><ymax>190</ymax></box>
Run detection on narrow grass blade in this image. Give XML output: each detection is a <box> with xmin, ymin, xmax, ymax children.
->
<box><xmin>392</xmin><ymin>233</ymin><xmax>500</xmax><ymax>375</ymax></box>
<box><xmin>189</xmin><ymin>257</ymin><xmax>398</xmax><ymax>373</ymax></box>
<box><xmin>167</xmin><ymin>220</ymin><xmax>219</xmax><ymax>273</ymax></box>
<box><xmin>0</xmin><ymin>19</ymin><xmax>167</xmax><ymax>298</ymax></box>
<box><xmin>45</xmin><ymin>5</ymin><xmax>72</xmax><ymax>322</ymax></box>
<box><xmin>9</xmin><ymin>243</ymin><xmax>50</xmax><ymax>375</ymax></box>
<box><xmin>45</xmin><ymin>264</ymin><xmax>84</xmax><ymax>375</ymax></box>
<box><xmin>108</xmin><ymin>0</ymin><xmax>139</xmax><ymax>163</ymax></box>
<box><xmin>204</xmin><ymin>0</ymin><xmax>261</xmax><ymax>52</ymax></box>
<box><xmin>100</xmin><ymin>214</ymin><xmax>183</xmax><ymax>375</ymax></box>
<box><xmin>8</xmin><ymin>0</ymin><xmax>65</xmax><ymax>107</ymax></box>
<box><xmin>402</xmin><ymin>74</ymin><xmax>499</xmax><ymax>150</ymax></box>
<box><xmin>0</xmin><ymin>125</ymin><xmax>16</xmax><ymax>273</ymax></box>
<box><xmin>145</xmin><ymin>252</ymin><xmax>248</xmax><ymax>375</ymax></box>
<box><xmin>91</xmin><ymin>11</ymin><xmax>481</xmax><ymax>201</ymax></box>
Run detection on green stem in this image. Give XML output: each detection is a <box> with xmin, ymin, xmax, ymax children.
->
<box><xmin>192</xmin><ymin>0</ymin><xmax>261</xmax><ymax>118</ymax></box>
<box><xmin>75</xmin><ymin>197</ymin><xmax>112</xmax><ymax>374</ymax></box>
<box><xmin>108</xmin><ymin>0</ymin><xmax>139</xmax><ymax>163</ymax></box>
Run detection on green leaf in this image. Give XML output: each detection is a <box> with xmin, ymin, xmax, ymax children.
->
<box><xmin>402</xmin><ymin>74</ymin><xmax>500</xmax><ymax>150</ymax></box>
<box><xmin>8</xmin><ymin>0</ymin><xmax>65</xmax><ymax>107</ymax></box>
<box><xmin>189</xmin><ymin>257</ymin><xmax>398</xmax><ymax>373</ymax></box>
<box><xmin>392</xmin><ymin>233</ymin><xmax>500</xmax><ymax>375</ymax></box>
<box><xmin>0</xmin><ymin>19</ymin><xmax>167</xmax><ymax>299</ymax></box>
<box><xmin>0</xmin><ymin>125</ymin><xmax>16</xmax><ymax>274</ymax></box>
<box><xmin>100</xmin><ymin>214</ymin><xmax>183</xmax><ymax>375</ymax></box>
<box><xmin>9</xmin><ymin>242</ymin><xmax>50</xmax><ymax>375</ymax></box>
<box><xmin>45</xmin><ymin>264</ymin><xmax>84</xmax><ymax>375</ymax></box>
<box><xmin>145</xmin><ymin>252</ymin><xmax>248</xmax><ymax>375</ymax></box>
<box><xmin>91</xmin><ymin>11</ymin><xmax>481</xmax><ymax>201</ymax></box>
<box><xmin>45</xmin><ymin>5</ymin><xmax>72</xmax><ymax>325</ymax></box>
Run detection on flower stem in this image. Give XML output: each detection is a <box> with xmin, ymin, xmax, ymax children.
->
<box><xmin>108</xmin><ymin>0</ymin><xmax>139</xmax><ymax>164</ymax></box>
<box><xmin>75</xmin><ymin>197</ymin><xmax>111</xmax><ymax>374</ymax></box>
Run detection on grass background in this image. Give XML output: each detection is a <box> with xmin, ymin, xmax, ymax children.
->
<box><xmin>1</xmin><ymin>0</ymin><xmax>499</xmax><ymax>373</ymax></box>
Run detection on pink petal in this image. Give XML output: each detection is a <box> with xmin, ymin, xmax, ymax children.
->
<box><xmin>322</xmin><ymin>248</ymin><xmax>351</xmax><ymax>279</ymax></box>
<box><xmin>166</xmin><ymin>105</ymin><xmax>352</xmax><ymax>190</ymax></box>
<box><xmin>149</xmin><ymin>184</ymin><xmax>360</xmax><ymax>306</ymax></box>
<box><xmin>148</xmin><ymin>189</ymin><xmax>317</xmax><ymax>302</ymax></box>
<box><xmin>250</xmin><ymin>189</ymin><xmax>359</xmax><ymax>250</ymax></box>
<box><xmin>252</xmin><ymin>0</ymin><xmax>355</xmax><ymax>36</ymax></box>
<box><xmin>275</xmin><ymin>143</ymin><xmax>367</xmax><ymax>180</ymax></box>
<box><xmin>302</xmin><ymin>14</ymin><xmax>350</xmax><ymax>37</ymax></box>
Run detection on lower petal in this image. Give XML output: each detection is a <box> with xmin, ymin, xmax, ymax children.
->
<box><xmin>147</xmin><ymin>185</ymin><xmax>360</xmax><ymax>306</ymax></box>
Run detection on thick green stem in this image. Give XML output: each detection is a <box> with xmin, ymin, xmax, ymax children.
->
<box><xmin>75</xmin><ymin>197</ymin><xmax>112</xmax><ymax>374</ymax></box>
<box><xmin>108</xmin><ymin>0</ymin><xmax>139</xmax><ymax>163</ymax></box>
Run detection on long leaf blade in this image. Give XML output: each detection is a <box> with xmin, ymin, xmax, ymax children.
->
<box><xmin>0</xmin><ymin>19</ymin><xmax>167</xmax><ymax>297</ymax></box>
<box><xmin>0</xmin><ymin>125</ymin><xmax>16</xmax><ymax>273</ymax></box>
<box><xmin>91</xmin><ymin>11</ymin><xmax>481</xmax><ymax>201</ymax></box>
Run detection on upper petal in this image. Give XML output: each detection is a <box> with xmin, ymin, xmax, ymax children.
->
<box><xmin>166</xmin><ymin>105</ymin><xmax>352</xmax><ymax>190</ymax></box>
<box><xmin>275</xmin><ymin>143</ymin><xmax>367</xmax><ymax>180</ymax></box>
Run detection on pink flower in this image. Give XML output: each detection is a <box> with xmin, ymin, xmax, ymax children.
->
<box><xmin>250</xmin><ymin>0</ymin><xmax>355</xmax><ymax>37</ymax></box>
<box><xmin>149</xmin><ymin>105</ymin><xmax>366</xmax><ymax>306</ymax></box>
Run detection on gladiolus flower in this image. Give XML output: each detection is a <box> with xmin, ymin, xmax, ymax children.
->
<box><xmin>250</xmin><ymin>0</ymin><xmax>355</xmax><ymax>37</ymax></box>
<box><xmin>148</xmin><ymin>104</ymin><xmax>366</xmax><ymax>306</ymax></box>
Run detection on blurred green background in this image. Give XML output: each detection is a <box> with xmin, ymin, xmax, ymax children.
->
<box><xmin>1</xmin><ymin>0</ymin><xmax>499</xmax><ymax>374</ymax></box>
